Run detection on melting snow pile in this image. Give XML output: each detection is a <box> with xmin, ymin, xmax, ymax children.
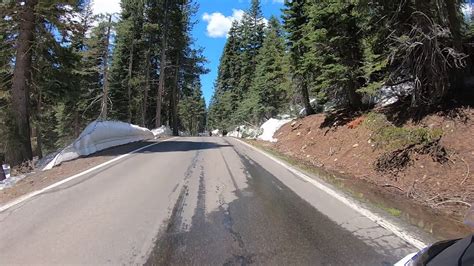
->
<box><xmin>227</xmin><ymin>130</ymin><xmax>241</xmax><ymax>138</ymax></box>
<box><xmin>43</xmin><ymin>121</ymin><xmax>154</xmax><ymax>170</ymax></box>
<box><xmin>0</xmin><ymin>174</ymin><xmax>27</xmax><ymax>191</ymax></box>
<box><xmin>375</xmin><ymin>82</ymin><xmax>414</xmax><ymax>107</ymax></box>
<box><xmin>299</xmin><ymin>99</ymin><xmax>318</xmax><ymax>117</ymax></box>
<box><xmin>152</xmin><ymin>125</ymin><xmax>172</xmax><ymax>137</ymax></box>
<box><xmin>228</xmin><ymin>125</ymin><xmax>262</xmax><ymax>139</ymax></box>
<box><xmin>258</xmin><ymin>118</ymin><xmax>292</xmax><ymax>142</ymax></box>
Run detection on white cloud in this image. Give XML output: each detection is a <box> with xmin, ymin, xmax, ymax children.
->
<box><xmin>92</xmin><ymin>0</ymin><xmax>121</xmax><ymax>15</ymax></box>
<box><xmin>202</xmin><ymin>9</ymin><xmax>245</xmax><ymax>38</ymax></box>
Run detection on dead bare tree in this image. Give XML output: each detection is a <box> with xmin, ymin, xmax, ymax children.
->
<box><xmin>389</xmin><ymin>11</ymin><xmax>467</xmax><ymax>108</ymax></box>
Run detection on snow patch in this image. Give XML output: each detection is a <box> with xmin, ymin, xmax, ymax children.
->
<box><xmin>228</xmin><ymin>125</ymin><xmax>261</xmax><ymax>139</ymax></box>
<box><xmin>227</xmin><ymin>129</ymin><xmax>241</xmax><ymax>138</ymax></box>
<box><xmin>152</xmin><ymin>125</ymin><xmax>172</xmax><ymax>137</ymax></box>
<box><xmin>376</xmin><ymin>82</ymin><xmax>414</xmax><ymax>107</ymax></box>
<box><xmin>211</xmin><ymin>129</ymin><xmax>222</xmax><ymax>137</ymax></box>
<box><xmin>258</xmin><ymin>118</ymin><xmax>292</xmax><ymax>142</ymax></box>
<box><xmin>299</xmin><ymin>99</ymin><xmax>320</xmax><ymax>117</ymax></box>
<box><xmin>179</xmin><ymin>131</ymin><xmax>190</xmax><ymax>136</ymax></box>
<box><xmin>0</xmin><ymin>174</ymin><xmax>27</xmax><ymax>191</ymax></box>
<box><xmin>43</xmin><ymin>121</ymin><xmax>154</xmax><ymax>170</ymax></box>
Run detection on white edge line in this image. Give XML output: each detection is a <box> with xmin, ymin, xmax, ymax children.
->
<box><xmin>0</xmin><ymin>137</ymin><xmax>179</xmax><ymax>213</ymax></box>
<box><xmin>234</xmin><ymin>137</ymin><xmax>427</xmax><ymax>250</ymax></box>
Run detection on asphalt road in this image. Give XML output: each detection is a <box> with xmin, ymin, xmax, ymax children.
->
<box><xmin>0</xmin><ymin>137</ymin><xmax>417</xmax><ymax>265</ymax></box>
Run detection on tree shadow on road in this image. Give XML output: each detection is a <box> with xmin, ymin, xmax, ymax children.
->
<box><xmin>84</xmin><ymin>139</ymin><xmax>233</xmax><ymax>159</ymax></box>
<box><xmin>139</xmin><ymin>141</ymin><xmax>232</xmax><ymax>153</ymax></box>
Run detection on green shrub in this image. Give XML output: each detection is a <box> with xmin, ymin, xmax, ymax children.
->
<box><xmin>363</xmin><ymin>112</ymin><xmax>389</xmax><ymax>132</ymax></box>
<box><xmin>364</xmin><ymin>112</ymin><xmax>443</xmax><ymax>150</ymax></box>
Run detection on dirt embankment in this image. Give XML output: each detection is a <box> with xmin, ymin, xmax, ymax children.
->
<box><xmin>269</xmin><ymin>107</ymin><xmax>474</xmax><ymax>237</ymax></box>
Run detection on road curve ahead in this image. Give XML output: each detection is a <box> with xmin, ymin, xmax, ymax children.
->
<box><xmin>0</xmin><ymin>137</ymin><xmax>416</xmax><ymax>265</ymax></box>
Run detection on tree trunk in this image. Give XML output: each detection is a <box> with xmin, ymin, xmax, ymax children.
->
<box><xmin>346</xmin><ymin>4</ymin><xmax>363</xmax><ymax>110</ymax></box>
<box><xmin>446</xmin><ymin>0</ymin><xmax>463</xmax><ymax>52</ymax></box>
<box><xmin>0</xmin><ymin>164</ymin><xmax>5</xmax><ymax>181</ymax></box>
<box><xmin>127</xmin><ymin>41</ymin><xmax>134</xmax><ymax>123</ymax></box>
<box><xmin>100</xmin><ymin>15</ymin><xmax>112</xmax><ymax>120</ymax></box>
<box><xmin>156</xmin><ymin>0</ymin><xmax>169</xmax><ymax>128</ymax></box>
<box><xmin>346</xmin><ymin>83</ymin><xmax>362</xmax><ymax>109</ymax></box>
<box><xmin>172</xmin><ymin>64</ymin><xmax>179</xmax><ymax>136</ymax></box>
<box><xmin>8</xmin><ymin>0</ymin><xmax>38</xmax><ymax>166</ymax></box>
<box><xmin>167</xmin><ymin>95</ymin><xmax>172</xmax><ymax>127</ymax></box>
<box><xmin>142</xmin><ymin>49</ymin><xmax>150</xmax><ymax>127</ymax></box>
<box><xmin>35</xmin><ymin>88</ymin><xmax>42</xmax><ymax>159</ymax></box>
<box><xmin>74</xmin><ymin>109</ymin><xmax>80</xmax><ymax>137</ymax></box>
<box><xmin>445</xmin><ymin>0</ymin><xmax>465</xmax><ymax>95</ymax></box>
<box><xmin>156</xmin><ymin>50</ymin><xmax>166</xmax><ymax>128</ymax></box>
<box><xmin>301</xmin><ymin>75</ymin><xmax>315</xmax><ymax>116</ymax></box>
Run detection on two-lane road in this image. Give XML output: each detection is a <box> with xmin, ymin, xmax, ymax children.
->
<box><xmin>0</xmin><ymin>137</ymin><xmax>417</xmax><ymax>265</ymax></box>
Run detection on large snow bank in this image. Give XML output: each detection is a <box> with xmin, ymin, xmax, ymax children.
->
<box><xmin>258</xmin><ymin>118</ymin><xmax>292</xmax><ymax>142</ymax></box>
<box><xmin>43</xmin><ymin>121</ymin><xmax>154</xmax><ymax>170</ymax></box>
<box><xmin>152</xmin><ymin>125</ymin><xmax>172</xmax><ymax>137</ymax></box>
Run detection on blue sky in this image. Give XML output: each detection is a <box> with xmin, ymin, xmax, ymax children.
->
<box><xmin>193</xmin><ymin>0</ymin><xmax>285</xmax><ymax>105</ymax></box>
<box><xmin>92</xmin><ymin>0</ymin><xmax>285</xmax><ymax>106</ymax></box>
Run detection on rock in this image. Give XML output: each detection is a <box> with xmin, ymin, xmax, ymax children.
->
<box><xmin>352</xmin><ymin>143</ymin><xmax>359</xmax><ymax>148</ymax></box>
<box><xmin>296</xmin><ymin>132</ymin><xmax>301</xmax><ymax>136</ymax></box>
<box><xmin>291</xmin><ymin>121</ymin><xmax>297</xmax><ymax>127</ymax></box>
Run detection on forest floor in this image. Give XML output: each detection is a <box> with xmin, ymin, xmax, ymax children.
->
<box><xmin>249</xmin><ymin>105</ymin><xmax>474</xmax><ymax>239</ymax></box>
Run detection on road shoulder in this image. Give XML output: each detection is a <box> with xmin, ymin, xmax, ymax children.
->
<box><xmin>236</xmin><ymin>138</ymin><xmax>446</xmax><ymax>247</ymax></box>
<box><xmin>0</xmin><ymin>140</ymin><xmax>167</xmax><ymax>207</ymax></box>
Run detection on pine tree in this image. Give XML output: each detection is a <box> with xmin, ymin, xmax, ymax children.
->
<box><xmin>0</xmin><ymin>0</ymin><xmax>17</xmax><ymax>163</ymax></box>
<box><xmin>208</xmin><ymin>0</ymin><xmax>266</xmax><ymax>130</ymax></box>
<box><xmin>155</xmin><ymin>0</ymin><xmax>171</xmax><ymax>128</ymax></box>
<box><xmin>7</xmin><ymin>0</ymin><xmax>84</xmax><ymax>165</ymax></box>
<box><xmin>251</xmin><ymin>16</ymin><xmax>291</xmax><ymax>121</ymax></box>
<box><xmin>109</xmin><ymin>0</ymin><xmax>145</xmax><ymax>123</ymax></box>
<box><xmin>8</xmin><ymin>0</ymin><xmax>38</xmax><ymax>165</ymax></box>
<box><xmin>303</xmin><ymin>2</ymin><xmax>363</xmax><ymax>109</ymax></box>
<box><xmin>283</xmin><ymin>0</ymin><xmax>315</xmax><ymax>116</ymax></box>
<box><xmin>238</xmin><ymin>0</ymin><xmax>265</xmax><ymax>98</ymax></box>
<box><xmin>208</xmin><ymin>21</ymin><xmax>242</xmax><ymax>130</ymax></box>
<box><xmin>179</xmin><ymin>81</ymin><xmax>206</xmax><ymax>135</ymax></box>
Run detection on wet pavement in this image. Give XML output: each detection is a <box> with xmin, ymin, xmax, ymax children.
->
<box><xmin>0</xmin><ymin>137</ymin><xmax>417</xmax><ymax>265</ymax></box>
